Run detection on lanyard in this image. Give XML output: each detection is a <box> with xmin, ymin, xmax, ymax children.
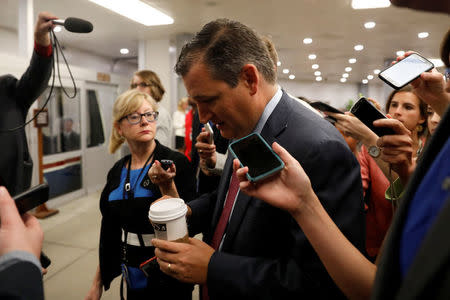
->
<box><xmin>123</xmin><ymin>151</ymin><xmax>155</xmax><ymax>200</ymax></box>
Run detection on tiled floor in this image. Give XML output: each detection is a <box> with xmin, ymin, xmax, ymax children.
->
<box><xmin>40</xmin><ymin>191</ymin><xmax>199</xmax><ymax>299</ymax></box>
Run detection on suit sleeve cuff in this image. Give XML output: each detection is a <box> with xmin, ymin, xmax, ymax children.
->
<box><xmin>0</xmin><ymin>250</ymin><xmax>42</xmax><ymax>274</ymax></box>
<box><xmin>34</xmin><ymin>41</ymin><xmax>53</xmax><ymax>57</ymax></box>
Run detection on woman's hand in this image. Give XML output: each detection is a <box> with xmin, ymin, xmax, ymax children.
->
<box><xmin>84</xmin><ymin>284</ymin><xmax>102</xmax><ymax>300</ymax></box>
<box><xmin>327</xmin><ymin>112</ymin><xmax>378</xmax><ymax>146</ymax></box>
<box><xmin>149</xmin><ymin>161</ymin><xmax>179</xmax><ymax>197</ymax></box>
<box><xmin>234</xmin><ymin>142</ymin><xmax>316</xmax><ymax>217</ymax></box>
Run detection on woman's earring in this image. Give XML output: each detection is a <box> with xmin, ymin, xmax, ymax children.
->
<box><xmin>416</xmin><ymin>124</ymin><xmax>423</xmax><ymax>132</ymax></box>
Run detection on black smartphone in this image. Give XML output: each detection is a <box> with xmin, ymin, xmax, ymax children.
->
<box><xmin>229</xmin><ymin>133</ymin><xmax>284</xmax><ymax>182</ymax></box>
<box><xmin>310</xmin><ymin>101</ymin><xmax>344</xmax><ymax>114</ymax></box>
<box><xmin>160</xmin><ymin>159</ymin><xmax>173</xmax><ymax>171</ymax></box>
<box><xmin>350</xmin><ymin>97</ymin><xmax>395</xmax><ymax>137</ymax></box>
<box><xmin>378</xmin><ymin>53</ymin><xmax>434</xmax><ymax>90</ymax></box>
<box><xmin>13</xmin><ymin>183</ymin><xmax>49</xmax><ymax>215</ymax></box>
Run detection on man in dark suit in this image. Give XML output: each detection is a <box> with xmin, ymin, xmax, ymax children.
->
<box><xmin>0</xmin><ymin>186</ymin><xmax>44</xmax><ymax>300</ymax></box>
<box><xmin>0</xmin><ymin>12</ymin><xmax>55</xmax><ymax>196</ymax></box>
<box><xmin>152</xmin><ymin>19</ymin><xmax>365</xmax><ymax>299</ymax></box>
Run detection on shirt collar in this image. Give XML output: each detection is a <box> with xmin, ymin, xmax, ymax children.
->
<box><xmin>252</xmin><ymin>86</ymin><xmax>282</xmax><ymax>134</ymax></box>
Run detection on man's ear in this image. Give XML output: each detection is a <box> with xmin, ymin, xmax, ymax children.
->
<box><xmin>240</xmin><ymin>64</ymin><xmax>259</xmax><ymax>95</ymax></box>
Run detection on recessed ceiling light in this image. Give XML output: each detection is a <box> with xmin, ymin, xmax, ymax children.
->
<box><xmin>364</xmin><ymin>21</ymin><xmax>376</xmax><ymax>29</ymax></box>
<box><xmin>89</xmin><ymin>0</ymin><xmax>174</xmax><ymax>26</ymax></box>
<box><xmin>289</xmin><ymin>74</ymin><xmax>296</xmax><ymax>80</ymax></box>
<box><xmin>277</xmin><ymin>61</ymin><xmax>281</xmax><ymax>66</ymax></box>
<box><xmin>349</xmin><ymin>58</ymin><xmax>357</xmax><ymax>64</ymax></box>
<box><xmin>340</xmin><ymin>78</ymin><xmax>347</xmax><ymax>83</ymax></box>
<box><xmin>396</xmin><ymin>50</ymin><xmax>405</xmax><ymax>56</ymax></box>
<box><xmin>352</xmin><ymin>0</ymin><xmax>390</xmax><ymax>9</ymax></box>
<box><xmin>308</xmin><ymin>54</ymin><xmax>317</xmax><ymax>60</ymax></box>
<box><xmin>418</xmin><ymin>32</ymin><xmax>429</xmax><ymax>39</ymax></box>
<box><xmin>428</xmin><ymin>58</ymin><xmax>444</xmax><ymax>67</ymax></box>
<box><xmin>282</xmin><ymin>68</ymin><xmax>289</xmax><ymax>74</ymax></box>
<box><xmin>354</xmin><ymin>44</ymin><xmax>364</xmax><ymax>51</ymax></box>
<box><xmin>362</xmin><ymin>79</ymin><xmax>368</xmax><ymax>84</ymax></box>
<box><xmin>374</xmin><ymin>69</ymin><xmax>380</xmax><ymax>74</ymax></box>
<box><xmin>53</xmin><ymin>26</ymin><xmax>62</xmax><ymax>32</ymax></box>
<box><xmin>312</xmin><ymin>64</ymin><xmax>319</xmax><ymax>69</ymax></box>
<box><xmin>345</xmin><ymin>67</ymin><xmax>352</xmax><ymax>72</ymax></box>
<box><xmin>367</xmin><ymin>75</ymin><xmax>374</xmax><ymax>80</ymax></box>
<box><xmin>120</xmin><ymin>48</ymin><xmax>129</xmax><ymax>54</ymax></box>
<box><xmin>316</xmin><ymin>76</ymin><xmax>322</xmax><ymax>81</ymax></box>
<box><xmin>342</xmin><ymin>73</ymin><xmax>349</xmax><ymax>78</ymax></box>
<box><xmin>314</xmin><ymin>71</ymin><xmax>321</xmax><ymax>76</ymax></box>
<box><xmin>303</xmin><ymin>38</ymin><xmax>313</xmax><ymax>44</ymax></box>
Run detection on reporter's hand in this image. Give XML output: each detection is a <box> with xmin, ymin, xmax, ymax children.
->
<box><xmin>234</xmin><ymin>142</ymin><xmax>316</xmax><ymax>217</ymax></box>
<box><xmin>327</xmin><ymin>112</ymin><xmax>378</xmax><ymax>146</ymax></box>
<box><xmin>0</xmin><ymin>187</ymin><xmax>43</xmax><ymax>260</ymax></box>
<box><xmin>84</xmin><ymin>284</ymin><xmax>102</xmax><ymax>300</ymax></box>
<box><xmin>394</xmin><ymin>51</ymin><xmax>450</xmax><ymax>117</ymax></box>
<box><xmin>196</xmin><ymin>128</ymin><xmax>217</xmax><ymax>169</ymax></box>
<box><xmin>374</xmin><ymin>118</ymin><xmax>415</xmax><ymax>185</ymax></box>
<box><xmin>35</xmin><ymin>12</ymin><xmax>57</xmax><ymax>47</ymax></box>
<box><xmin>149</xmin><ymin>160</ymin><xmax>176</xmax><ymax>186</ymax></box>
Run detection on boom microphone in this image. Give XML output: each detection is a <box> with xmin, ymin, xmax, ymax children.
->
<box><xmin>52</xmin><ymin>17</ymin><xmax>93</xmax><ymax>33</ymax></box>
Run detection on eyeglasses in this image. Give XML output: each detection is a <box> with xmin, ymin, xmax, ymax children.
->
<box><xmin>121</xmin><ymin>111</ymin><xmax>159</xmax><ymax>124</ymax></box>
<box><xmin>130</xmin><ymin>82</ymin><xmax>152</xmax><ymax>89</ymax></box>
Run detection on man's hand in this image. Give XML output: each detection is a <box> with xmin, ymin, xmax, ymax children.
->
<box><xmin>35</xmin><ymin>12</ymin><xmax>58</xmax><ymax>47</ymax></box>
<box><xmin>0</xmin><ymin>187</ymin><xmax>43</xmax><ymax>259</ymax></box>
<box><xmin>374</xmin><ymin>118</ymin><xmax>415</xmax><ymax>185</ymax></box>
<box><xmin>153</xmin><ymin>238</ymin><xmax>214</xmax><ymax>284</ymax></box>
<box><xmin>196</xmin><ymin>129</ymin><xmax>217</xmax><ymax>170</ymax></box>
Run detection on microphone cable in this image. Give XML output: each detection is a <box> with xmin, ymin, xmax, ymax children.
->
<box><xmin>0</xmin><ymin>28</ymin><xmax>77</xmax><ymax>133</ymax></box>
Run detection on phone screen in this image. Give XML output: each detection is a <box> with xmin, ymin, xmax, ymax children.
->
<box><xmin>13</xmin><ymin>183</ymin><xmax>49</xmax><ymax>214</ymax></box>
<box><xmin>378</xmin><ymin>53</ymin><xmax>434</xmax><ymax>89</ymax></box>
<box><xmin>350</xmin><ymin>98</ymin><xmax>395</xmax><ymax>137</ymax></box>
<box><xmin>229</xmin><ymin>133</ymin><xmax>284</xmax><ymax>181</ymax></box>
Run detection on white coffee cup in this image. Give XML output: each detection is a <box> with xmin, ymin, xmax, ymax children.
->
<box><xmin>148</xmin><ymin>198</ymin><xmax>188</xmax><ymax>242</ymax></box>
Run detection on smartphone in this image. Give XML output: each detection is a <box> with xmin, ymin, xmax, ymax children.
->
<box><xmin>229</xmin><ymin>133</ymin><xmax>285</xmax><ymax>182</ymax></box>
<box><xmin>204</xmin><ymin>122</ymin><xmax>214</xmax><ymax>144</ymax></box>
<box><xmin>13</xmin><ymin>183</ymin><xmax>49</xmax><ymax>215</ymax></box>
<box><xmin>310</xmin><ymin>101</ymin><xmax>344</xmax><ymax>114</ymax></box>
<box><xmin>350</xmin><ymin>97</ymin><xmax>395</xmax><ymax>137</ymax></box>
<box><xmin>378</xmin><ymin>53</ymin><xmax>434</xmax><ymax>90</ymax></box>
<box><xmin>160</xmin><ymin>159</ymin><xmax>173</xmax><ymax>171</ymax></box>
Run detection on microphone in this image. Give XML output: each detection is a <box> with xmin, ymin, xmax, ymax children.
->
<box><xmin>52</xmin><ymin>17</ymin><xmax>93</xmax><ymax>33</ymax></box>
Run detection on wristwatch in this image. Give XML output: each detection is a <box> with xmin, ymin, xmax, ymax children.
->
<box><xmin>368</xmin><ymin>145</ymin><xmax>381</xmax><ymax>158</ymax></box>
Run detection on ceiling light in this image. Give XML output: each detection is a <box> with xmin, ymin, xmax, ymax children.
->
<box><xmin>53</xmin><ymin>26</ymin><xmax>62</xmax><ymax>32</ymax></box>
<box><xmin>362</xmin><ymin>79</ymin><xmax>368</xmax><ymax>84</ymax></box>
<box><xmin>312</xmin><ymin>64</ymin><xmax>319</xmax><ymax>69</ymax></box>
<box><xmin>342</xmin><ymin>73</ymin><xmax>349</xmax><ymax>78</ymax></box>
<box><xmin>120</xmin><ymin>48</ymin><xmax>129</xmax><ymax>54</ymax></box>
<box><xmin>308</xmin><ymin>54</ymin><xmax>317</xmax><ymax>60</ymax></box>
<box><xmin>349</xmin><ymin>58</ymin><xmax>357</xmax><ymax>64</ymax></box>
<box><xmin>354</xmin><ymin>44</ymin><xmax>364</xmax><ymax>51</ymax></box>
<box><xmin>303</xmin><ymin>38</ymin><xmax>313</xmax><ymax>44</ymax></box>
<box><xmin>89</xmin><ymin>0</ymin><xmax>174</xmax><ymax>26</ymax></box>
<box><xmin>314</xmin><ymin>71</ymin><xmax>321</xmax><ymax>76</ymax></box>
<box><xmin>364</xmin><ymin>21</ymin><xmax>376</xmax><ymax>29</ymax></box>
<box><xmin>367</xmin><ymin>75</ymin><xmax>374</xmax><ymax>80</ymax></box>
<box><xmin>396</xmin><ymin>50</ymin><xmax>405</xmax><ymax>56</ymax></box>
<box><xmin>428</xmin><ymin>58</ymin><xmax>444</xmax><ymax>67</ymax></box>
<box><xmin>277</xmin><ymin>61</ymin><xmax>281</xmax><ymax>66</ymax></box>
<box><xmin>340</xmin><ymin>78</ymin><xmax>347</xmax><ymax>83</ymax></box>
<box><xmin>316</xmin><ymin>76</ymin><xmax>322</xmax><ymax>81</ymax></box>
<box><xmin>282</xmin><ymin>68</ymin><xmax>289</xmax><ymax>74</ymax></box>
<box><xmin>374</xmin><ymin>69</ymin><xmax>380</xmax><ymax>74</ymax></box>
<box><xmin>418</xmin><ymin>32</ymin><xmax>429</xmax><ymax>39</ymax></box>
<box><xmin>345</xmin><ymin>67</ymin><xmax>352</xmax><ymax>72</ymax></box>
<box><xmin>289</xmin><ymin>74</ymin><xmax>296</xmax><ymax>80</ymax></box>
<box><xmin>352</xmin><ymin>0</ymin><xmax>390</xmax><ymax>9</ymax></box>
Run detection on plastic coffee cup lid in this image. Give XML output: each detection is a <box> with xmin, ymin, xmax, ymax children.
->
<box><xmin>149</xmin><ymin>198</ymin><xmax>187</xmax><ymax>222</ymax></box>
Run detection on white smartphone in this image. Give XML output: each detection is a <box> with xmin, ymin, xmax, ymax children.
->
<box><xmin>204</xmin><ymin>122</ymin><xmax>214</xmax><ymax>144</ymax></box>
<box><xmin>378</xmin><ymin>53</ymin><xmax>434</xmax><ymax>90</ymax></box>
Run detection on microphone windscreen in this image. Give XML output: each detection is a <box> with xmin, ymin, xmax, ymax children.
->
<box><xmin>64</xmin><ymin>17</ymin><xmax>93</xmax><ymax>33</ymax></box>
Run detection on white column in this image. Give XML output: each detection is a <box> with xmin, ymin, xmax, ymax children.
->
<box><xmin>18</xmin><ymin>0</ymin><xmax>34</xmax><ymax>58</ymax></box>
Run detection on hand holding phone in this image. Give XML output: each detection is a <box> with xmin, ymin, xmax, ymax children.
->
<box><xmin>13</xmin><ymin>183</ymin><xmax>49</xmax><ymax>215</ymax></box>
<box><xmin>229</xmin><ymin>133</ymin><xmax>284</xmax><ymax>182</ymax></box>
<box><xmin>378</xmin><ymin>53</ymin><xmax>434</xmax><ymax>89</ymax></box>
<box><xmin>204</xmin><ymin>123</ymin><xmax>214</xmax><ymax>144</ymax></box>
<box><xmin>160</xmin><ymin>159</ymin><xmax>174</xmax><ymax>171</ymax></box>
<box><xmin>350</xmin><ymin>97</ymin><xmax>395</xmax><ymax>137</ymax></box>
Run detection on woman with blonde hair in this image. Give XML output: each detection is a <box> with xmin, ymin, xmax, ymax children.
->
<box><xmin>85</xmin><ymin>90</ymin><xmax>195</xmax><ymax>300</ymax></box>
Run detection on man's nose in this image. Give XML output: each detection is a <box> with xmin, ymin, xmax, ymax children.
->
<box><xmin>197</xmin><ymin>105</ymin><xmax>213</xmax><ymax>124</ymax></box>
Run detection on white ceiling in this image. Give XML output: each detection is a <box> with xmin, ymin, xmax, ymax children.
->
<box><xmin>2</xmin><ymin>0</ymin><xmax>449</xmax><ymax>84</ymax></box>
